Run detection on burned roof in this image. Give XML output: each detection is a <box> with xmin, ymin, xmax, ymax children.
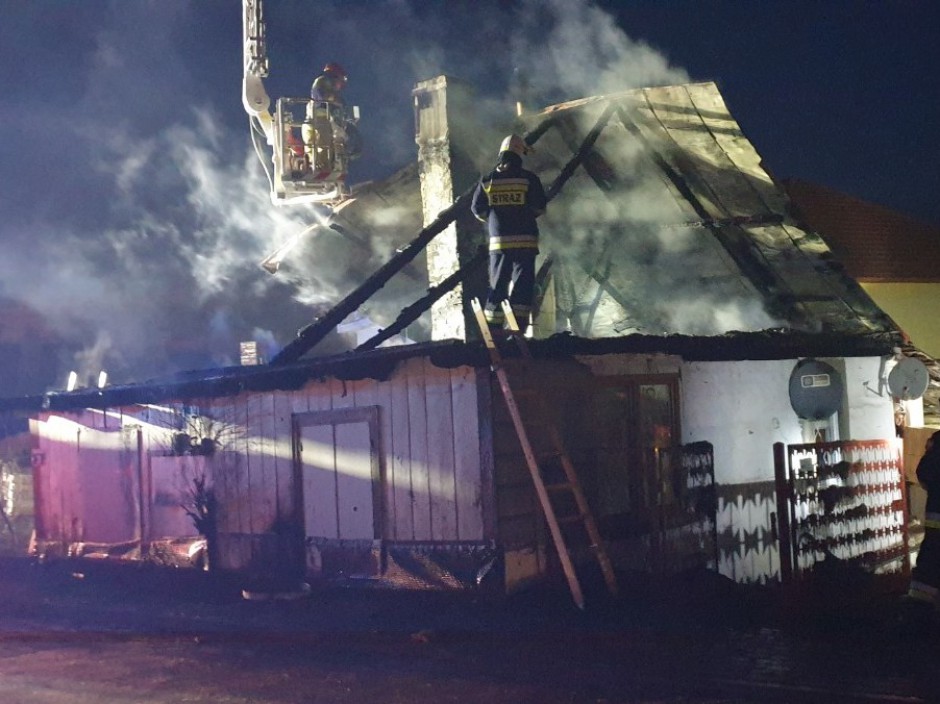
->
<box><xmin>0</xmin><ymin>327</ymin><xmax>900</xmax><ymax>414</ymax></box>
<box><xmin>517</xmin><ymin>83</ymin><xmax>897</xmax><ymax>339</ymax></box>
<box><xmin>0</xmin><ymin>80</ymin><xmax>909</xmax><ymax>416</ymax></box>
<box><xmin>275</xmin><ymin>81</ymin><xmax>900</xmax><ymax>365</ymax></box>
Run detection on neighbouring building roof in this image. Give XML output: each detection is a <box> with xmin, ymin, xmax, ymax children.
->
<box><xmin>783</xmin><ymin>179</ymin><xmax>940</xmax><ymax>283</ymax></box>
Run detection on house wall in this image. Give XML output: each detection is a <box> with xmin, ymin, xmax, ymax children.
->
<box><xmin>489</xmin><ymin>359</ymin><xmax>587</xmax><ymax>592</ymax></box>
<box><xmin>30</xmin><ymin>410</ymin><xmax>142</xmax><ymax>552</ymax></box>
<box><xmin>29</xmin><ymin>359</ymin><xmax>489</xmax><ymax>582</ymax></box>
<box><xmin>840</xmin><ymin>356</ymin><xmax>897</xmax><ymax>440</ymax></box>
<box><xmin>497</xmin><ymin>354</ymin><xmax>716</xmax><ymax>591</ymax></box>
<box><xmin>172</xmin><ymin>359</ymin><xmax>488</xmax><ymax>577</ymax></box>
<box><xmin>29</xmin><ymin>351</ymin><xmax>899</xmax><ymax>590</ymax></box>
<box><xmin>680</xmin><ymin>356</ymin><xmax>895</xmax><ymax>583</ymax></box>
<box><xmin>861</xmin><ymin>283</ymin><xmax>940</xmax><ymax>358</ymax></box>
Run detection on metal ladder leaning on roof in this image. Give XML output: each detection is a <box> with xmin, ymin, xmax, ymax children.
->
<box><xmin>471</xmin><ymin>298</ymin><xmax>619</xmax><ymax>609</ymax></box>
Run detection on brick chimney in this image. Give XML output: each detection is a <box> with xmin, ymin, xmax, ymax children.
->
<box><xmin>413</xmin><ymin>76</ymin><xmax>487</xmax><ymax>341</ymax></box>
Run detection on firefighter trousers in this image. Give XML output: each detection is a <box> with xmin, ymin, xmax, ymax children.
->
<box><xmin>909</xmin><ymin>525</ymin><xmax>940</xmax><ymax>608</ymax></box>
<box><xmin>485</xmin><ymin>249</ymin><xmax>536</xmax><ymax>327</ymax></box>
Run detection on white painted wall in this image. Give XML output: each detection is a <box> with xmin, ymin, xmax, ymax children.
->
<box><xmin>681</xmin><ymin>356</ymin><xmax>895</xmax><ymax>485</ymax></box>
<box><xmin>839</xmin><ymin>356</ymin><xmax>897</xmax><ymax>440</ymax></box>
<box><xmin>681</xmin><ymin>359</ymin><xmax>804</xmax><ymax>485</ymax></box>
<box><xmin>680</xmin><ymin>355</ymin><xmax>897</xmax><ymax>583</ymax></box>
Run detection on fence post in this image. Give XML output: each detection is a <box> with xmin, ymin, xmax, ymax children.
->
<box><xmin>773</xmin><ymin>441</ymin><xmax>793</xmax><ymax>583</ymax></box>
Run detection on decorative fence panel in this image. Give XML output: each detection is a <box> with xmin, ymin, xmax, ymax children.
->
<box><xmin>773</xmin><ymin>440</ymin><xmax>909</xmax><ymax>584</ymax></box>
<box><xmin>646</xmin><ymin>440</ymin><xmax>718</xmax><ymax>573</ymax></box>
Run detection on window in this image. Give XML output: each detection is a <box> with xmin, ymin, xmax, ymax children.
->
<box><xmin>567</xmin><ymin>376</ymin><xmax>680</xmax><ymax>539</ymax></box>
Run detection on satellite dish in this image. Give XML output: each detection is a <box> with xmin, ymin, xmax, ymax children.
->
<box><xmin>789</xmin><ymin>359</ymin><xmax>843</xmax><ymax>420</ymax></box>
<box><xmin>887</xmin><ymin>357</ymin><xmax>930</xmax><ymax>400</ymax></box>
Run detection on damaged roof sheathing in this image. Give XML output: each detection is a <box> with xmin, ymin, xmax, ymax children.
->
<box><xmin>277</xmin><ymin>81</ymin><xmax>900</xmax><ymax>358</ymax></box>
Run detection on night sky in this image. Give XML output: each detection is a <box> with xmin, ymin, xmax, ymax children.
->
<box><xmin>0</xmin><ymin>0</ymin><xmax>937</xmax><ymax>394</ymax></box>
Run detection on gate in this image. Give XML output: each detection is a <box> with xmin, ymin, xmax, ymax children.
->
<box><xmin>657</xmin><ymin>440</ymin><xmax>718</xmax><ymax>572</ymax></box>
<box><xmin>773</xmin><ymin>440</ymin><xmax>909</xmax><ymax>584</ymax></box>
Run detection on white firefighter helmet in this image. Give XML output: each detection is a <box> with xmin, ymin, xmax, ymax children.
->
<box><xmin>498</xmin><ymin>134</ymin><xmax>531</xmax><ymax>157</ymax></box>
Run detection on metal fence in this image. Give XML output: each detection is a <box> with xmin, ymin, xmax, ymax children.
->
<box><xmin>773</xmin><ymin>440</ymin><xmax>909</xmax><ymax>584</ymax></box>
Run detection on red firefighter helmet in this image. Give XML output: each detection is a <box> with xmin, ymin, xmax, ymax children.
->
<box><xmin>323</xmin><ymin>62</ymin><xmax>347</xmax><ymax>82</ymax></box>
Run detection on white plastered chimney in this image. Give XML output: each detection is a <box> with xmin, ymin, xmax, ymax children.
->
<box><xmin>413</xmin><ymin>76</ymin><xmax>487</xmax><ymax>341</ymax></box>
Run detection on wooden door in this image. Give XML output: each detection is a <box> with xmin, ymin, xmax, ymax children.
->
<box><xmin>294</xmin><ymin>407</ymin><xmax>380</xmax><ymax>542</ymax></box>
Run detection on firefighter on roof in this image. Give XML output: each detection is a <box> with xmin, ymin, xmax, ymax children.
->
<box><xmin>471</xmin><ymin>134</ymin><xmax>547</xmax><ymax>330</ymax></box>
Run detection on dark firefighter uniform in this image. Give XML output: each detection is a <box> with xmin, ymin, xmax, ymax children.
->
<box><xmin>471</xmin><ymin>135</ymin><xmax>547</xmax><ymax>328</ymax></box>
<box><xmin>909</xmin><ymin>430</ymin><xmax>940</xmax><ymax>608</ymax></box>
<box><xmin>303</xmin><ymin>62</ymin><xmax>361</xmax><ymax>176</ymax></box>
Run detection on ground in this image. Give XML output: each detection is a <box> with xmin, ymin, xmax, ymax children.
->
<box><xmin>0</xmin><ymin>557</ymin><xmax>936</xmax><ymax>703</ymax></box>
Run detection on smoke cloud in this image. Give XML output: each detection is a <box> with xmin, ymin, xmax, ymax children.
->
<box><xmin>0</xmin><ymin>0</ymin><xmax>778</xmax><ymax>397</ymax></box>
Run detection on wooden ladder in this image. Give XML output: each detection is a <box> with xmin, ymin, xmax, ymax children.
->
<box><xmin>471</xmin><ymin>299</ymin><xmax>619</xmax><ymax>608</ymax></box>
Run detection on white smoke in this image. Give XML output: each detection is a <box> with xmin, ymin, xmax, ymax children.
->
<box><xmin>668</xmin><ymin>295</ymin><xmax>781</xmax><ymax>335</ymax></box>
<box><xmin>512</xmin><ymin>0</ymin><xmax>690</xmax><ymax>101</ymax></box>
<box><xmin>0</xmin><ymin>0</ymin><xmax>784</xmax><ymax>396</ymax></box>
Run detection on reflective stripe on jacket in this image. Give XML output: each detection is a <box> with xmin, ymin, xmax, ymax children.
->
<box><xmin>471</xmin><ymin>163</ymin><xmax>546</xmax><ymax>252</ymax></box>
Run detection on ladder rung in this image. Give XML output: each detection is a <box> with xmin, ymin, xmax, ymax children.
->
<box><xmin>557</xmin><ymin>513</ymin><xmax>586</xmax><ymax>525</ymax></box>
<box><xmin>545</xmin><ymin>482</ymin><xmax>574</xmax><ymax>493</ymax></box>
<box><xmin>537</xmin><ymin>449</ymin><xmax>563</xmax><ymax>463</ymax></box>
<box><xmin>501</xmin><ymin>508</ymin><xmax>540</xmax><ymax>520</ymax></box>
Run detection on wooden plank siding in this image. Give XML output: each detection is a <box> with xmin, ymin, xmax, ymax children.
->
<box><xmin>388</xmin><ymin>367</ymin><xmax>412</xmax><ymax>539</ymax></box>
<box><xmin>426</xmin><ymin>361</ymin><xmax>458</xmax><ymax>541</ymax></box>
<box><xmin>405</xmin><ymin>357</ymin><xmax>433</xmax><ymax>540</ymax></box>
<box><xmin>216</xmin><ymin>361</ymin><xmax>485</xmax><ymax>560</ymax></box>
<box><xmin>452</xmin><ymin>364</ymin><xmax>484</xmax><ymax>540</ymax></box>
<box><xmin>30</xmin><ymin>359</ymin><xmax>487</xmax><ymax>574</ymax></box>
<box><xmin>31</xmin><ymin>412</ymin><xmax>141</xmax><ymax>548</ymax></box>
<box><xmin>271</xmin><ymin>391</ymin><xmax>295</xmax><ymax>521</ymax></box>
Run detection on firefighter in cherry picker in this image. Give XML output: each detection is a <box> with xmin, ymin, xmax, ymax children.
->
<box><xmin>302</xmin><ymin>62</ymin><xmax>361</xmax><ymax>178</ymax></box>
<box><xmin>471</xmin><ymin>134</ymin><xmax>547</xmax><ymax>330</ymax></box>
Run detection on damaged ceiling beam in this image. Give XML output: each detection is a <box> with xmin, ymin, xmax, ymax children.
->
<box><xmin>270</xmin><ymin>191</ymin><xmax>475</xmax><ymax>365</ymax></box>
<box><xmin>550</xmin><ymin>112</ymin><xmax>623</xmax><ymax>194</ymax></box>
<box><xmin>576</xmin><ymin>252</ymin><xmax>648</xmax><ymax>328</ymax></box>
<box><xmin>356</xmin><ymin>247</ymin><xmax>487</xmax><ymax>352</ymax></box>
<box><xmin>269</xmin><ymin>115</ymin><xmax>567</xmax><ymax>365</ymax></box>
<box><xmin>531</xmin><ymin>255</ymin><xmax>555</xmax><ymax>318</ymax></box>
<box><xmin>544</xmin><ymin>102</ymin><xmax>619</xmax><ymax>202</ymax></box>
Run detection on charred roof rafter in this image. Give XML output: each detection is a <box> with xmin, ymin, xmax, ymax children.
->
<box><xmin>269</xmin><ymin>107</ymin><xmax>613</xmax><ymax>365</ymax></box>
<box><xmin>355</xmin><ymin>247</ymin><xmax>487</xmax><ymax>352</ymax></box>
<box><xmin>538</xmin><ymin>98</ymin><xmax>666</xmax><ymax>335</ymax></box>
